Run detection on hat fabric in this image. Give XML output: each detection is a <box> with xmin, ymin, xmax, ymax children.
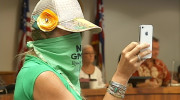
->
<box><xmin>31</xmin><ymin>0</ymin><xmax>102</xmax><ymax>33</ymax></box>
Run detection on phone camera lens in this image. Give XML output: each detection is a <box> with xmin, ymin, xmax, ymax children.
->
<box><xmin>142</xmin><ymin>27</ymin><xmax>144</xmax><ymax>29</ymax></box>
<box><xmin>145</xmin><ymin>32</ymin><xmax>148</xmax><ymax>36</ymax></box>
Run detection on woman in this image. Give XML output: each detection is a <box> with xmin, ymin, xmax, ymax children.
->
<box><xmin>14</xmin><ymin>0</ymin><xmax>151</xmax><ymax>100</ymax></box>
<box><xmin>80</xmin><ymin>45</ymin><xmax>106</xmax><ymax>88</ymax></box>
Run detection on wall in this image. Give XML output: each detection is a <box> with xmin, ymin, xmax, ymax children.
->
<box><xmin>104</xmin><ymin>0</ymin><xmax>180</xmax><ymax>82</ymax></box>
<box><xmin>0</xmin><ymin>0</ymin><xmax>180</xmax><ymax>83</ymax></box>
<box><xmin>0</xmin><ymin>0</ymin><xmax>20</xmax><ymax>71</ymax></box>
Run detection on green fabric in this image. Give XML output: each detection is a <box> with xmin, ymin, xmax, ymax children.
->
<box><xmin>27</xmin><ymin>33</ymin><xmax>82</xmax><ymax>93</ymax></box>
<box><xmin>32</xmin><ymin>15</ymin><xmax>40</xmax><ymax>29</ymax></box>
<box><xmin>14</xmin><ymin>55</ymin><xmax>82</xmax><ymax>100</ymax></box>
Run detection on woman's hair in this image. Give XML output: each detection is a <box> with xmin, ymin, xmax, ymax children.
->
<box><xmin>153</xmin><ymin>37</ymin><xmax>159</xmax><ymax>42</ymax></box>
<box><xmin>82</xmin><ymin>45</ymin><xmax>93</xmax><ymax>53</ymax></box>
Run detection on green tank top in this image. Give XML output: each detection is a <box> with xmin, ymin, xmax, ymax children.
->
<box><xmin>14</xmin><ymin>55</ymin><xmax>82</xmax><ymax>100</ymax></box>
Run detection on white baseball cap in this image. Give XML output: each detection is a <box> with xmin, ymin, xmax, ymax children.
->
<box><xmin>31</xmin><ymin>0</ymin><xmax>102</xmax><ymax>33</ymax></box>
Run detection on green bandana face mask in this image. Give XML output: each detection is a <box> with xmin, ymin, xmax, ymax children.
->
<box><xmin>27</xmin><ymin>33</ymin><xmax>82</xmax><ymax>93</ymax></box>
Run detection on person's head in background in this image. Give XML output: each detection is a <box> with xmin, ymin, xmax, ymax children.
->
<box><xmin>152</xmin><ymin>37</ymin><xmax>159</xmax><ymax>59</ymax></box>
<box><xmin>82</xmin><ymin>45</ymin><xmax>95</xmax><ymax>65</ymax></box>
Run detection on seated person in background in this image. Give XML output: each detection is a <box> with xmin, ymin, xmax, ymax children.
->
<box><xmin>133</xmin><ymin>37</ymin><xmax>171</xmax><ymax>87</ymax></box>
<box><xmin>79</xmin><ymin>45</ymin><xmax>106</xmax><ymax>88</ymax></box>
<box><xmin>178</xmin><ymin>65</ymin><xmax>180</xmax><ymax>83</ymax></box>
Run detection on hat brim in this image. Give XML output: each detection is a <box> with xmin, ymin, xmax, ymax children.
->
<box><xmin>57</xmin><ymin>18</ymin><xmax>102</xmax><ymax>33</ymax></box>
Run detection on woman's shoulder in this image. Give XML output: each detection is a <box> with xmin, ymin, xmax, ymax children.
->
<box><xmin>21</xmin><ymin>55</ymin><xmax>56</xmax><ymax>73</ymax></box>
<box><xmin>94</xmin><ymin>66</ymin><xmax>101</xmax><ymax>70</ymax></box>
<box><xmin>33</xmin><ymin>71</ymin><xmax>76</xmax><ymax>100</ymax></box>
<box><xmin>17</xmin><ymin>55</ymin><xmax>56</xmax><ymax>83</ymax></box>
<box><xmin>94</xmin><ymin>66</ymin><xmax>102</xmax><ymax>73</ymax></box>
<box><xmin>15</xmin><ymin>55</ymin><xmax>55</xmax><ymax>100</ymax></box>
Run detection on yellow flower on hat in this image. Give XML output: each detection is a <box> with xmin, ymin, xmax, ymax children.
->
<box><xmin>37</xmin><ymin>9</ymin><xmax>58</xmax><ymax>32</ymax></box>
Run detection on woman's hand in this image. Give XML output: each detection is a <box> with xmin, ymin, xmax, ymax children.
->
<box><xmin>112</xmin><ymin>42</ymin><xmax>151</xmax><ymax>85</ymax></box>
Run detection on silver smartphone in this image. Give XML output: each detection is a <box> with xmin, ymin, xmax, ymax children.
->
<box><xmin>139</xmin><ymin>25</ymin><xmax>153</xmax><ymax>59</ymax></box>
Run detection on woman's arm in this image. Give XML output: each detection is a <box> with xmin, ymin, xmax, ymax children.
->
<box><xmin>33</xmin><ymin>71</ymin><xmax>76</xmax><ymax>100</ymax></box>
<box><xmin>33</xmin><ymin>42</ymin><xmax>151</xmax><ymax>100</ymax></box>
<box><xmin>103</xmin><ymin>42</ymin><xmax>151</xmax><ymax>100</ymax></box>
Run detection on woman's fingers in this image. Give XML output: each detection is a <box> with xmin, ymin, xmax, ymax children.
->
<box><xmin>121</xmin><ymin>42</ymin><xmax>151</xmax><ymax>70</ymax></box>
<box><xmin>129</xmin><ymin>49</ymin><xmax>151</xmax><ymax>64</ymax></box>
<box><xmin>128</xmin><ymin>43</ymin><xmax>150</xmax><ymax>58</ymax></box>
<box><xmin>121</xmin><ymin>42</ymin><xmax>150</xmax><ymax>64</ymax></box>
<box><xmin>114</xmin><ymin>42</ymin><xmax>152</xmax><ymax>85</ymax></box>
<box><xmin>121</xmin><ymin>42</ymin><xmax>138</xmax><ymax>61</ymax></box>
<box><xmin>122</xmin><ymin>42</ymin><xmax>138</xmax><ymax>54</ymax></box>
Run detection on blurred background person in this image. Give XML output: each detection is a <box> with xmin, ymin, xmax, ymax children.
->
<box><xmin>133</xmin><ymin>37</ymin><xmax>173</xmax><ymax>87</ymax></box>
<box><xmin>79</xmin><ymin>45</ymin><xmax>106</xmax><ymax>88</ymax></box>
<box><xmin>178</xmin><ymin>65</ymin><xmax>180</xmax><ymax>83</ymax></box>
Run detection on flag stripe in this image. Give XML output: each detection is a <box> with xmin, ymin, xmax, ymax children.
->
<box><xmin>91</xmin><ymin>0</ymin><xmax>105</xmax><ymax>70</ymax></box>
<box><xmin>17</xmin><ymin>0</ymin><xmax>32</xmax><ymax>72</ymax></box>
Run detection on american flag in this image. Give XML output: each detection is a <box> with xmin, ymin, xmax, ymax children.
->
<box><xmin>91</xmin><ymin>0</ymin><xmax>105</xmax><ymax>80</ymax></box>
<box><xmin>17</xmin><ymin>0</ymin><xmax>32</xmax><ymax>72</ymax></box>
